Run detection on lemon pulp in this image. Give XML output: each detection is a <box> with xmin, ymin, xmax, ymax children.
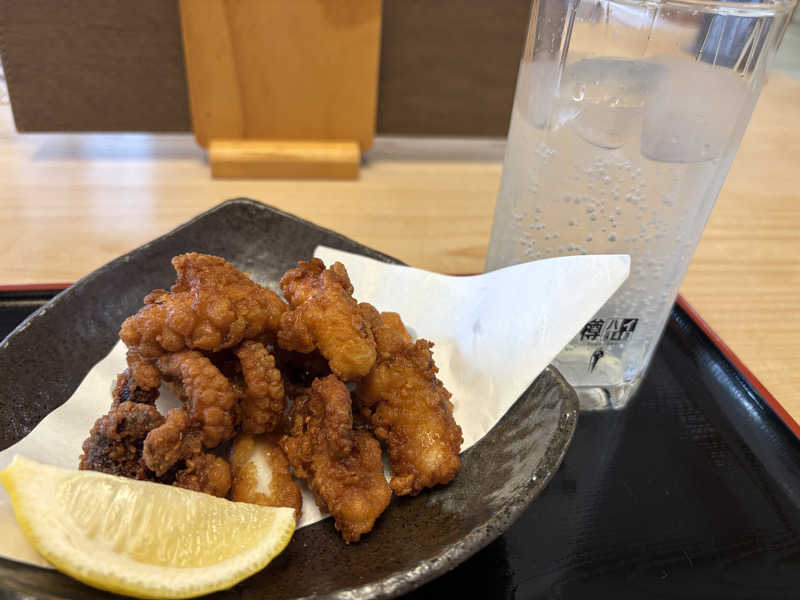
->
<box><xmin>1</xmin><ymin>455</ymin><xmax>295</xmax><ymax>599</ymax></box>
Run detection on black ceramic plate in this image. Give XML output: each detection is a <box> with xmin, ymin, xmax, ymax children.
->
<box><xmin>0</xmin><ymin>199</ymin><xmax>578</xmax><ymax>599</ymax></box>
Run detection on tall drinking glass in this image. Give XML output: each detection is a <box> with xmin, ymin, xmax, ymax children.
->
<box><xmin>486</xmin><ymin>0</ymin><xmax>796</xmax><ymax>409</ymax></box>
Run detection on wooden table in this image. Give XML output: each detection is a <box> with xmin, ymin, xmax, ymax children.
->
<box><xmin>0</xmin><ymin>73</ymin><xmax>798</xmax><ymax>419</ymax></box>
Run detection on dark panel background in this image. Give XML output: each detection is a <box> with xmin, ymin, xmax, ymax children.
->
<box><xmin>0</xmin><ymin>0</ymin><xmax>530</xmax><ymax>136</ymax></box>
<box><xmin>0</xmin><ymin>0</ymin><xmax>192</xmax><ymax>132</ymax></box>
<box><xmin>377</xmin><ymin>0</ymin><xmax>530</xmax><ymax>136</ymax></box>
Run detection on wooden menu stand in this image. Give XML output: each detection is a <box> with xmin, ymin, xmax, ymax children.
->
<box><xmin>179</xmin><ymin>0</ymin><xmax>381</xmax><ymax>179</ymax></box>
<box><xmin>208</xmin><ymin>140</ymin><xmax>360</xmax><ymax>179</ymax></box>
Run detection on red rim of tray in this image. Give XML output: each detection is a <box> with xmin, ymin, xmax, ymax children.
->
<box><xmin>0</xmin><ymin>283</ymin><xmax>72</xmax><ymax>292</ymax></box>
<box><xmin>675</xmin><ymin>294</ymin><xmax>800</xmax><ymax>439</ymax></box>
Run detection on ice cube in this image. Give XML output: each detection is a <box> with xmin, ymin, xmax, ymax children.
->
<box><xmin>641</xmin><ymin>57</ymin><xmax>752</xmax><ymax>163</ymax></box>
<box><xmin>562</xmin><ymin>58</ymin><xmax>656</xmax><ymax>149</ymax></box>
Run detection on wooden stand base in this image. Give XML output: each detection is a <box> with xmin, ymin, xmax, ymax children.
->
<box><xmin>209</xmin><ymin>139</ymin><xmax>360</xmax><ymax>179</ymax></box>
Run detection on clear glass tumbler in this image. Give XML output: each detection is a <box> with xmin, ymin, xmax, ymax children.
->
<box><xmin>485</xmin><ymin>0</ymin><xmax>796</xmax><ymax>409</ymax></box>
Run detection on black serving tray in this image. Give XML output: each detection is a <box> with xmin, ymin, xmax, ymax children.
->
<box><xmin>2</xmin><ymin>286</ymin><xmax>799</xmax><ymax>598</ymax></box>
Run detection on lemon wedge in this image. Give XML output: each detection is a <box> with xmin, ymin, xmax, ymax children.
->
<box><xmin>0</xmin><ymin>455</ymin><xmax>295</xmax><ymax>599</ymax></box>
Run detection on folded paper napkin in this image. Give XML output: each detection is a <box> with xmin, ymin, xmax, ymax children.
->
<box><xmin>0</xmin><ymin>247</ymin><xmax>629</xmax><ymax>567</ymax></box>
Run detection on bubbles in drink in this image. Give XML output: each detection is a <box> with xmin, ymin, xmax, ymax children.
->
<box><xmin>488</xmin><ymin>55</ymin><xmax>745</xmax><ymax>392</ymax></box>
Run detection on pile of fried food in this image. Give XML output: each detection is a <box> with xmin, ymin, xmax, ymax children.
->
<box><xmin>79</xmin><ymin>253</ymin><xmax>462</xmax><ymax>543</ymax></box>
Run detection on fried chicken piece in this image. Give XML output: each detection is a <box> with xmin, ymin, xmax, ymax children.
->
<box><xmin>281</xmin><ymin>375</ymin><xmax>390</xmax><ymax>543</ymax></box>
<box><xmin>278</xmin><ymin>259</ymin><xmax>376</xmax><ymax>380</ymax></box>
<box><xmin>125</xmin><ymin>349</ymin><xmax>161</xmax><ymax>391</ymax></box>
<box><xmin>119</xmin><ymin>253</ymin><xmax>288</xmax><ymax>357</ymax></box>
<box><xmin>157</xmin><ymin>350</ymin><xmax>238</xmax><ymax>448</ymax></box>
<box><xmin>234</xmin><ymin>341</ymin><xmax>285</xmax><ymax>435</ymax></box>
<box><xmin>142</xmin><ymin>408</ymin><xmax>203</xmax><ymax>476</ymax></box>
<box><xmin>174</xmin><ymin>453</ymin><xmax>232</xmax><ymax>498</ymax></box>
<box><xmin>357</xmin><ymin>303</ymin><xmax>413</xmax><ymax>344</ymax></box>
<box><xmin>356</xmin><ymin>321</ymin><xmax>462</xmax><ymax>497</ymax></box>
<box><xmin>357</xmin><ymin>302</ymin><xmax>381</xmax><ymax>331</ymax></box>
<box><xmin>79</xmin><ymin>401</ymin><xmax>164</xmax><ymax>480</ymax></box>
<box><xmin>230</xmin><ymin>433</ymin><xmax>302</xmax><ymax>520</ymax></box>
<box><xmin>111</xmin><ymin>369</ymin><xmax>159</xmax><ymax>407</ymax></box>
<box><xmin>378</xmin><ymin>312</ymin><xmax>412</xmax><ymax>344</ymax></box>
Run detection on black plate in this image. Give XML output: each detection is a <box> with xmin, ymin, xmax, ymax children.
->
<box><xmin>0</xmin><ymin>199</ymin><xmax>579</xmax><ymax>599</ymax></box>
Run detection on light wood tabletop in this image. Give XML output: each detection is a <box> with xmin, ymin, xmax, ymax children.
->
<box><xmin>0</xmin><ymin>73</ymin><xmax>798</xmax><ymax>420</ymax></box>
